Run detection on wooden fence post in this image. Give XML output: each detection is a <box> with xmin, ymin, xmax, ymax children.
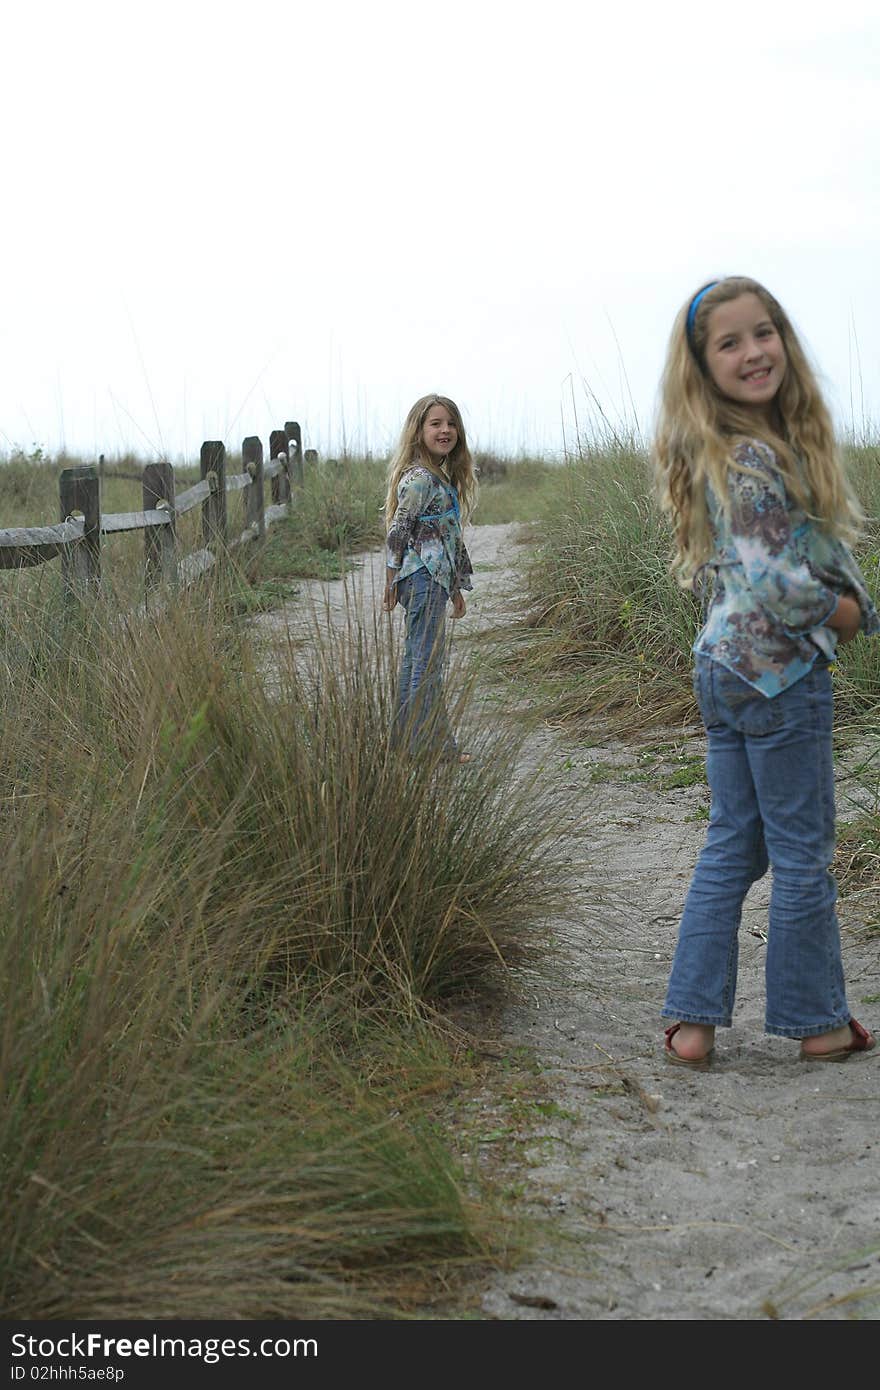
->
<box><xmin>242</xmin><ymin>436</ymin><xmax>265</xmax><ymax>539</ymax></box>
<box><xmin>143</xmin><ymin>461</ymin><xmax>177</xmax><ymax>585</ymax></box>
<box><xmin>200</xmin><ymin>441</ymin><xmax>227</xmax><ymax>551</ymax></box>
<box><xmin>269</xmin><ymin>429</ymin><xmax>291</xmax><ymax>505</ymax></box>
<box><xmin>59</xmin><ymin>466</ymin><xmax>101</xmax><ymax>592</ymax></box>
<box><xmin>285</xmin><ymin>421</ymin><xmax>304</xmax><ymax>488</ymax></box>
<box><xmin>304</xmin><ymin>448</ymin><xmax>318</xmax><ymax>470</ymax></box>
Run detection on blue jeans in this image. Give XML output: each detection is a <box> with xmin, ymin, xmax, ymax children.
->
<box><xmin>392</xmin><ymin>568</ymin><xmax>456</xmax><ymax>756</ymax></box>
<box><xmin>662</xmin><ymin>654</ymin><xmax>850</xmax><ymax>1038</ymax></box>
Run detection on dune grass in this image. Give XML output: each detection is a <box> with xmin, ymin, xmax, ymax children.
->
<box><xmin>245</xmin><ymin>455</ymin><xmax>387</xmax><ymax>589</ymax></box>
<box><xmin>495</xmin><ymin>445</ymin><xmax>702</xmax><ymax>730</ymax></box>
<box><xmin>470</xmin><ymin>454</ymin><xmax>561</xmax><ymax>526</ymax></box>
<box><xmin>0</xmin><ymin>564</ymin><xmax>566</xmax><ymax>1319</ymax></box>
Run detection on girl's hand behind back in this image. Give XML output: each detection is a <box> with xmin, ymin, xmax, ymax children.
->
<box><xmin>451</xmin><ymin>591</ymin><xmax>466</xmax><ymax>619</ymax></box>
<box><xmin>828</xmin><ymin>592</ymin><xmax>861</xmax><ymax>643</ymax></box>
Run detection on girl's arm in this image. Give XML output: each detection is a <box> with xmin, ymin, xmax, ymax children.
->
<box><xmin>386</xmin><ymin>470</ymin><xmax>431</xmax><ymax>569</ymax></box>
<box><xmin>384</xmin><ymin>470</ymin><xmax>431</xmax><ymax>611</ymax></box>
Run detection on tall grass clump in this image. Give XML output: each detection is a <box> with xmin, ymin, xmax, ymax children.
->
<box><xmin>513</xmin><ymin>445</ymin><xmax>700</xmax><ymax>728</ymax></box>
<box><xmin>517</xmin><ymin>440</ymin><xmax>880</xmax><ymax>733</ymax></box>
<box><xmin>250</xmin><ymin>455</ymin><xmax>387</xmax><ymax>584</ymax></box>
<box><xmin>0</xmin><ymin>573</ymin><xmax>564</xmax><ymax>1318</ymax></box>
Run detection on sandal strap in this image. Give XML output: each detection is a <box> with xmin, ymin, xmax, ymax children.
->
<box><xmin>848</xmin><ymin>1018</ymin><xmax>874</xmax><ymax>1051</ymax></box>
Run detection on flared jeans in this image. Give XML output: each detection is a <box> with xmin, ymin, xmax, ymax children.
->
<box><xmin>392</xmin><ymin>568</ymin><xmax>456</xmax><ymax>757</ymax></box>
<box><xmin>662</xmin><ymin>654</ymin><xmax>850</xmax><ymax>1038</ymax></box>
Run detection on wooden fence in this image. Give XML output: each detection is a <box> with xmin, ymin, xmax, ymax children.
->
<box><xmin>0</xmin><ymin>420</ymin><xmax>307</xmax><ymax>594</ymax></box>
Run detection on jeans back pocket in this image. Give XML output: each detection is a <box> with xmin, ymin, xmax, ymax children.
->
<box><xmin>715</xmin><ymin>668</ymin><xmax>785</xmax><ymax>736</ymax></box>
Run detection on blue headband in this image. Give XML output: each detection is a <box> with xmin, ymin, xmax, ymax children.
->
<box><xmin>686</xmin><ymin>282</ymin><xmax>719</xmax><ymax>342</ymax></box>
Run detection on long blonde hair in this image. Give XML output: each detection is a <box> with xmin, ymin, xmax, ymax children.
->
<box><xmin>654</xmin><ymin>275</ymin><xmax>862</xmax><ymax>584</ymax></box>
<box><xmin>384</xmin><ymin>394</ymin><xmax>478</xmax><ymax>526</ymax></box>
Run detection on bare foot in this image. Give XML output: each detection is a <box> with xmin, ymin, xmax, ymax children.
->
<box><xmin>669</xmin><ymin>1023</ymin><xmax>715</xmax><ymax>1062</ymax></box>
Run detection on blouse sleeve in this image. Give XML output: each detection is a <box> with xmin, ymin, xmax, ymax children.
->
<box><xmin>386</xmin><ymin>469</ymin><xmax>431</xmax><ymax>569</ymax></box>
<box><xmin>727</xmin><ymin>443</ymin><xmax>839</xmax><ymax>636</ymax></box>
<box><xmin>453</xmin><ymin>534</ymin><xmax>474</xmax><ymax>593</ymax></box>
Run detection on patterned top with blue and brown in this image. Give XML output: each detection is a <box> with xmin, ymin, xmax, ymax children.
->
<box><xmin>386</xmin><ymin>465</ymin><xmax>474</xmax><ymax>597</ymax></box>
<box><xmin>695</xmin><ymin>440</ymin><xmax>879</xmax><ymax>697</ymax></box>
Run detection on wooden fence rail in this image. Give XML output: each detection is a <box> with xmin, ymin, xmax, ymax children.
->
<box><xmin>0</xmin><ymin>420</ymin><xmax>312</xmax><ymax>595</ymax></box>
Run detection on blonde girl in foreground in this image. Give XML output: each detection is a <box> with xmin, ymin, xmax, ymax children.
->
<box><xmin>382</xmin><ymin>394</ymin><xmax>477</xmax><ymax>762</ymax></box>
<box><xmin>655</xmin><ymin>275</ymin><xmax>878</xmax><ymax>1068</ymax></box>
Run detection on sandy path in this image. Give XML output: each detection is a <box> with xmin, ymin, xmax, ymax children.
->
<box><xmin>254</xmin><ymin>523</ymin><xmax>880</xmax><ymax>1321</ymax></box>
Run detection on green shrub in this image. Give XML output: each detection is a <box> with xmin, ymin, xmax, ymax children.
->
<box><xmin>0</xmin><ymin>578</ymin><xmax>562</xmax><ymax>1317</ymax></box>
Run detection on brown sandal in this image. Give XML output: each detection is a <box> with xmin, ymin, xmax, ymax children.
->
<box><xmin>799</xmin><ymin>1017</ymin><xmax>876</xmax><ymax>1063</ymax></box>
<box><xmin>664</xmin><ymin>1023</ymin><xmax>714</xmax><ymax>1070</ymax></box>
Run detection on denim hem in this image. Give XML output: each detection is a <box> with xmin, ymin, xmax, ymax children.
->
<box><xmin>665</xmin><ymin>656</ymin><xmax>845</xmax><ymax>1039</ymax></box>
<box><xmin>765</xmin><ymin>1012</ymin><xmax>851</xmax><ymax>1040</ymax></box>
<box><xmin>660</xmin><ymin>1008</ymin><xmax>731</xmax><ymax>1028</ymax></box>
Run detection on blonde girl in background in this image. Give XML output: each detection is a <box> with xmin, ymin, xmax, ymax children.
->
<box><xmin>383</xmin><ymin>394</ymin><xmax>478</xmax><ymax>762</ymax></box>
<box><xmin>654</xmin><ymin>275</ymin><xmax>878</xmax><ymax>1068</ymax></box>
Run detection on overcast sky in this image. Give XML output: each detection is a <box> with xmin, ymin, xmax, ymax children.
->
<box><xmin>2</xmin><ymin>0</ymin><xmax>878</xmax><ymax>465</ymax></box>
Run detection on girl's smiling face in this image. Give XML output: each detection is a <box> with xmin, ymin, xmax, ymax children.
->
<box><xmin>421</xmin><ymin>405</ymin><xmax>458</xmax><ymax>465</ymax></box>
<box><xmin>703</xmin><ymin>292</ymin><xmax>787</xmax><ymax>422</ymax></box>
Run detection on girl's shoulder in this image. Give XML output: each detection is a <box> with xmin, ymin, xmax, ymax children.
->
<box><xmin>397</xmin><ymin>464</ymin><xmax>433</xmax><ymax>490</ymax></box>
<box><xmin>398</xmin><ymin>464</ymin><xmax>452</xmax><ymax>495</ymax></box>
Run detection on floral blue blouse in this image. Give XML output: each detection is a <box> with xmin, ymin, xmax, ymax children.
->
<box><xmin>695</xmin><ymin>440</ymin><xmax>879</xmax><ymax>697</ymax></box>
<box><xmin>386</xmin><ymin>465</ymin><xmax>473</xmax><ymax>596</ymax></box>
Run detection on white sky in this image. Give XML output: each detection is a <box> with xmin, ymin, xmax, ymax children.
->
<box><xmin>2</xmin><ymin>0</ymin><xmax>879</xmax><ymax>463</ymax></box>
